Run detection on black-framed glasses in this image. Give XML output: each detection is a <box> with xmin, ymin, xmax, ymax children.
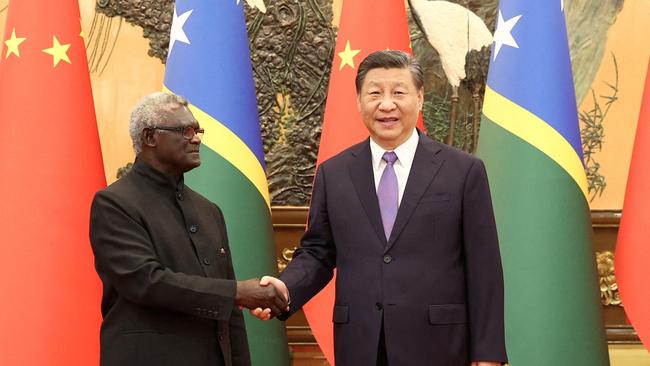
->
<box><xmin>152</xmin><ymin>125</ymin><xmax>205</xmax><ymax>140</ymax></box>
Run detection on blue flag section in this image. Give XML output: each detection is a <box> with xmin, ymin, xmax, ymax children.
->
<box><xmin>486</xmin><ymin>1</ymin><xmax>583</xmax><ymax>158</ymax></box>
<box><xmin>163</xmin><ymin>1</ymin><xmax>290</xmax><ymax>365</ymax></box>
<box><xmin>477</xmin><ymin>1</ymin><xmax>610</xmax><ymax>365</ymax></box>
<box><xmin>164</xmin><ymin>0</ymin><xmax>264</xmax><ymax>166</ymax></box>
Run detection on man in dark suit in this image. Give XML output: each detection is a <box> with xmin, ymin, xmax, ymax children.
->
<box><xmin>256</xmin><ymin>51</ymin><xmax>507</xmax><ymax>365</ymax></box>
<box><xmin>89</xmin><ymin>92</ymin><xmax>287</xmax><ymax>366</ymax></box>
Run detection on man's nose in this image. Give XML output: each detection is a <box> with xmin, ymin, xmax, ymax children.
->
<box><xmin>190</xmin><ymin>134</ymin><xmax>202</xmax><ymax>144</ymax></box>
<box><xmin>378</xmin><ymin>97</ymin><xmax>396</xmax><ymax>111</ymax></box>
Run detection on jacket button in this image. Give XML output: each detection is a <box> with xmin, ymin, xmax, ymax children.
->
<box><xmin>176</xmin><ymin>192</ymin><xmax>183</xmax><ymax>201</ymax></box>
<box><xmin>218</xmin><ymin>335</ymin><xmax>224</xmax><ymax>341</ymax></box>
<box><xmin>383</xmin><ymin>255</ymin><xmax>392</xmax><ymax>264</ymax></box>
<box><xmin>375</xmin><ymin>302</ymin><xmax>383</xmax><ymax>310</ymax></box>
<box><xmin>189</xmin><ymin>224</ymin><xmax>198</xmax><ymax>233</ymax></box>
<box><xmin>203</xmin><ymin>257</ymin><xmax>211</xmax><ymax>265</ymax></box>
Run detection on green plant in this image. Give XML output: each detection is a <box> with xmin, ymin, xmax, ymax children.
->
<box><xmin>580</xmin><ymin>53</ymin><xmax>618</xmax><ymax>201</ymax></box>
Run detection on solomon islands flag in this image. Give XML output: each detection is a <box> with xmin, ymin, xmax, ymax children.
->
<box><xmin>163</xmin><ymin>1</ymin><xmax>289</xmax><ymax>364</ymax></box>
<box><xmin>476</xmin><ymin>1</ymin><xmax>610</xmax><ymax>365</ymax></box>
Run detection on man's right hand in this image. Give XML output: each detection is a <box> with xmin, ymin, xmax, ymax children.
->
<box><xmin>235</xmin><ymin>278</ymin><xmax>287</xmax><ymax>316</ymax></box>
<box><xmin>250</xmin><ymin>276</ymin><xmax>289</xmax><ymax>321</ymax></box>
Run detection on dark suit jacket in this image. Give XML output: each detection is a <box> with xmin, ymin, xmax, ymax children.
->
<box><xmin>280</xmin><ymin>132</ymin><xmax>507</xmax><ymax>365</ymax></box>
<box><xmin>89</xmin><ymin>161</ymin><xmax>250</xmax><ymax>366</ymax></box>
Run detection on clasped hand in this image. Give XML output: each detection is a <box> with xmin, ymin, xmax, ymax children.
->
<box><xmin>235</xmin><ymin>277</ymin><xmax>288</xmax><ymax>318</ymax></box>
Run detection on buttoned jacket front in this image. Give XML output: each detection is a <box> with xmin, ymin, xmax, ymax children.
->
<box><xmin>90</xmin><ymin>161</ymin><xmax>250</xmax><ymax>366</ymax></box>
<box><xmin>280</xmin><ymin>132</ymin><xmax>507</xmax><ymax>365</ymax></box>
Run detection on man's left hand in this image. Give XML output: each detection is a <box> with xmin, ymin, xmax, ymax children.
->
<box><xmin>471</xmin><ymin>362</ymin><xmax>501</xmax><ymax>366</ymax></box>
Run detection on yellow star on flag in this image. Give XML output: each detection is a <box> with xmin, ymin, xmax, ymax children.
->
<box><xmin>338</xmin><ymin>40</ymin><xmax>361</xmax><ymax>70</ymax></box>
<box><xmin>80</xmin><ymin>18</ymin><xmax>86</xmax><ymax>40</ymax></box>
<box><xmin>4</xmin><ymin>28</ymin><xmax>27</xmax><ymax>59</ymax></box>
<box><xmin>42</xmin><ymin>36</ymin><xmax>71</xmax><ymax>67</ymax></box>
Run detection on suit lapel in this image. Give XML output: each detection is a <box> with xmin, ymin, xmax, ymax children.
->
<box><xmin>348</xmin><ymin>140</ymin><xmax>388</xmax><ymax>247</ymax></box>
<box><xmin>386</xmin><ymin>134</ymin><xmax>444</xmax><ymax>252</ymax></box>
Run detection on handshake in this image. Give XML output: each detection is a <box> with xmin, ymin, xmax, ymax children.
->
<box><xmin>235</xmin><ymin>276</ymin><xmax>289</xmax><ymax>320</ymax></box>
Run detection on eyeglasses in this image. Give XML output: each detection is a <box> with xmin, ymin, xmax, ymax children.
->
<box><xmin>152</xmin><ymin>125</ymin><xmax>205</xmax><ymax>140</ymax></box>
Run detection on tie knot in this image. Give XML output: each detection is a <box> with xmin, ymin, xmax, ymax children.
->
<box><xmin>382</xmin><ymin>151</ymin><xmax>398</xmax><ymax>165</ymax></box>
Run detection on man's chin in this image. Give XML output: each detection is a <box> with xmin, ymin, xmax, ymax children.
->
<box><xmin>372</xmin><ymin>130</ymin><xmax>394</xmax><ymax>142</ymax></box>
<box><xmin>183</xmin><ymin>159</ymin><xmax>201</xmax><ymax>172</ymax></box>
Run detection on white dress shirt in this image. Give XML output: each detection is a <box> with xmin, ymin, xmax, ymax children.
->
<box><xmin>369</xmin><ymin>129</ymin><xmax>419</xmax><ymax>206</ymax></box>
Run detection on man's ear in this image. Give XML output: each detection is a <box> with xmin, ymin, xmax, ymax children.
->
<box><xmin>142</xmin><ymin>127</ymin><xmax>157</xmax><ymax>148</ymax></box>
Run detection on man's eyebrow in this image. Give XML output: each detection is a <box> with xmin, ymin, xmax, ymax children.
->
<box><xmin>366</xmin><ymin>80</ymin><xmax>409</xmax><ymax>86</ymax></box>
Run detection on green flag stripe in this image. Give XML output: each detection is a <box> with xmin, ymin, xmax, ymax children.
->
<box><xmin>186</xmin><ymin>145</ymin><xmax>289</xmax><ymax>365</ymax></box>
<box><xmin>482</xmin><ymin>86</ymin><xmax>588</xmax><ymax>200</ymax></box>
<box><xmin>477</xmin><ymin>117</ymin><xmax>608</xmax><ymax>366</ymax></box>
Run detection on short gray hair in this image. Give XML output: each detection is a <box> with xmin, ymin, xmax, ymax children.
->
<box><xmin>129</xmin><ymin>92</ymin><xmax>189</xmax><ymax>154</ymax></box>
<box><xmin>355</xmin><ymin>50</ymin><xmax>424</xmax><ymax>93</ymax></box>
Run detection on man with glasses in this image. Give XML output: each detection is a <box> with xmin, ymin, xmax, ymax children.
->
<box><xmin>89</xmin><ymin>92</ymin><xmax>286</xmax><ymax>366</ymax></box>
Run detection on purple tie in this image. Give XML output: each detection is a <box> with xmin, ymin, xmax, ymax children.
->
<box><xmin>378</xmin><ymin>151</ymin><xmax>398</xmax><ymax>240</ymax></box>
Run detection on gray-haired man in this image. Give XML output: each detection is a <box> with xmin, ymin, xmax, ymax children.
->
<box><xmin>89</xmin><ymin>92</ymin><xmax>287</xmax><ymax>366</ymax></box>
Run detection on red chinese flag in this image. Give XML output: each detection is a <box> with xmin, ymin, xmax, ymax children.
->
<box><xmin>0</xmin><ymin>1</ymin><xmax>105</xmax><ymax>364</ymax></box>
<box><xmin>304</xmin><ymin>1</ymin><xmax>422</xmax><ymax>363</ymax></box>
<box><xmin>616</xmin><ymin>57</ymin><xmax>650</xmax><ymax>350</ymax></box>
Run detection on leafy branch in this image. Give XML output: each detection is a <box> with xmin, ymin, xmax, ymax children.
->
<box><xmin>580</xmin><ymin>53</ymin><xmax>618</xmax><ymax>201</ymax></box>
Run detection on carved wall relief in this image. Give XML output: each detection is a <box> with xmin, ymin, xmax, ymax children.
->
<box><xmin>245</xmin><ymin>1</ymin><xmax>335</xmax><ymax>206</ymax></box>
<box><xmin>96</xmin><ymin>0</ymin><xmax>174</xmax><ymax>62</ymax></box>
<box><xmin>597</xmin><ymin>250</ymin><xmax>621</xmax><ymax>306</ymax></box>
<box><xmin>277</xmin><ymin>246</ymin><xmax>298</xmax><ymax>273</ymax></box>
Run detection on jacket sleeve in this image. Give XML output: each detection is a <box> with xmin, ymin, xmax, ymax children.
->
<box><xmin>89</xmin><ymin>191</ymin><xmax>236</xmax><ymax>321</ymax></box>
<box><xmin>462</xmin><ymin>159</ymin><xmax>508</xmax><ymax>363</ymax></box>
<box><xmin>279</xmin><ymin>164</ymin><xmax>337</xmax><ymax>315</ymax></box>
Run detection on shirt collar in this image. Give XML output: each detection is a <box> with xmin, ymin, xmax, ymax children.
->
<box><xmin>132</xmin><ymin>159</ymin><xmax>185</xmax><ymax>193</ymax></box>
<box><xmin>369</xmin><ymin>128</ymin><xmax>419</xmax><ymax>170</ymax></box>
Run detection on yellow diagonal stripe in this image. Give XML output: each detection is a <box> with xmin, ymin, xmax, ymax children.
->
<box><xmin>482</xmin><ymin>86</ymin><xmax>588</xmax><ymax>200</ymax></box>
<box><xmin>163</xmin><ymin>87</ymin><xmax>270</xmax><ymax>209</ymax></box>
<box><xmin>192</xmin><ymin>105</ymin><xmax>271</xmax><ymax>209</ymax></box>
